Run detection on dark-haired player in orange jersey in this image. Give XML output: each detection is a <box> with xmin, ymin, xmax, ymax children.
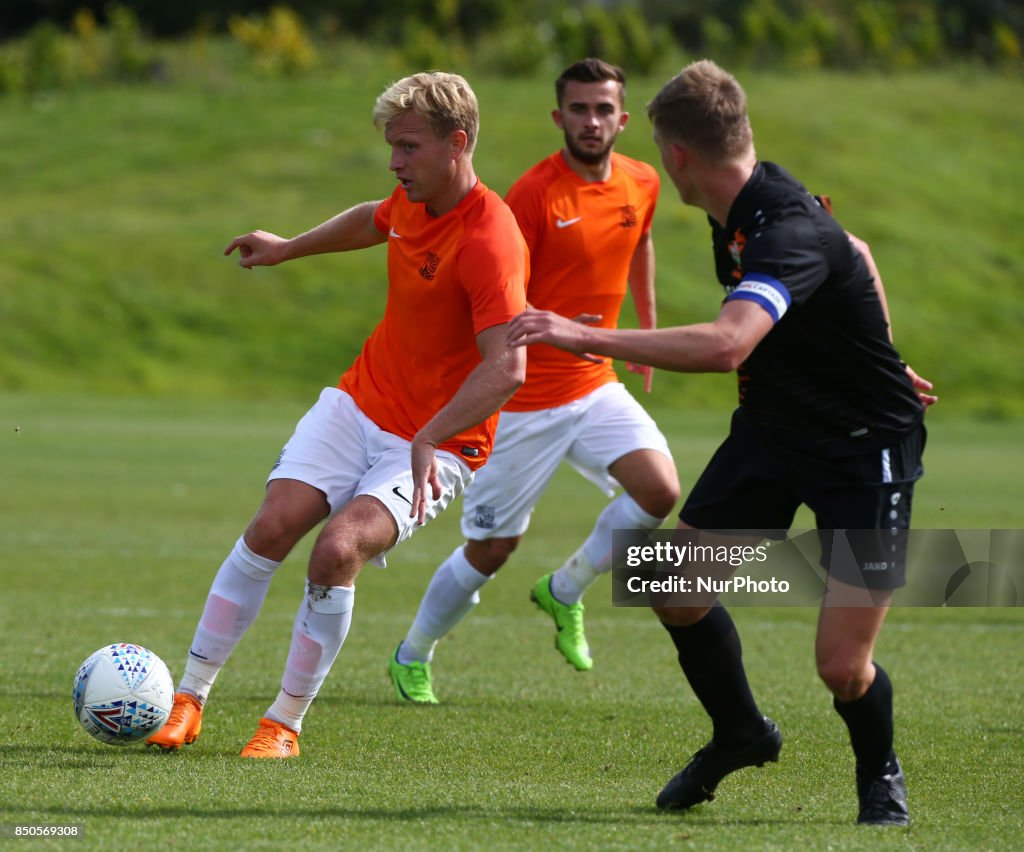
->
<box><xmin>146</xmin><ymin>71</ymin><xmax>527</xmax><ymax>758</ymax></box>
<box><xmin>389</xmin><ymin>59</ymin><xmax>679</xmax><ymax>703</ymax></box>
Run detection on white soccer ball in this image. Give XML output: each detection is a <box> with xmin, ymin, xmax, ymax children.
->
<box><xmin>72</xmin><ymin>643</ymin><xmax>174</xmax><ymax>745</ymax></box>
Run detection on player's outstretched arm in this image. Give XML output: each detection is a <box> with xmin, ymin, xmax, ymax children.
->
<box><xmin>224</xmin><ymin>201</ymin><xmax>387</xmax><ymax>269</ymax></box>
<box><xmin>508</xmin><ymin>299</ymin><xmax>773</xmax><ymax>374</ymax></box>
<box><xmin>848</xmin><ymin>231</ymin><xmax>937</xmax><ymax>407</ymax></box>
<box><xmin>408</xmin><ymin>324</ymin><xmax>526</xmax><ymax>524</ymax></box>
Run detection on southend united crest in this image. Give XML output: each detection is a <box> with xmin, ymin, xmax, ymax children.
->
<box><xmin>620</xmin><ymin>205</ymin><xmax>638</xmax><ymax>228</ymax></box>
<box><xmin>420</xmin><ymin>251</ymin><xmax>441</xmax><ymax>280</ymax></box>
<box><xmin>474</xmin><ymin>505</ymin><xmax>495</xmax><ymax>529</ymax></box>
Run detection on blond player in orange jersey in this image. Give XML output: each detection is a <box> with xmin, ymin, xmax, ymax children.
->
<box><xmin>145</xmin><ymin>72</ymin><xmax>527</xmax><ymax>758</ymax></box>
<box><xmin>389</xmin><ymin>59</ymin><xmax>680</xmax><ymax>704</ymax></box>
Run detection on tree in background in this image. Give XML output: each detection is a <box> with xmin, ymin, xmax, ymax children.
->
<box><xmin>0</xmin><ymin>0</ymin><xmax>1020</xmax><ymax>95</ymax></box>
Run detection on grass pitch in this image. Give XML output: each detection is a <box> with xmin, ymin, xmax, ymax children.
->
<box><xmin>1</xmin><ymin>394</ymin><xmax>1022</xmax><ymax>850</ymax></box>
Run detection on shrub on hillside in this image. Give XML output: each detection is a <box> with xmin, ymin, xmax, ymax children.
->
<box><xmin>616</xmin><ymin>4</ymin><xmax>671</xmax><ymax>75</ymax></box>
<box><xmin>547</xmin><ymin>4</ymin><xmax>670</xmax><ymax>75</ymax></box>
<box><xmin>107</xmin><ymin>5</ymin><xmax>155</xmax><ymax>81</ymax></box>
<box><xmin>0</xmin><ymin>48</ymin><xmax>25</xmax><ymax>94</ymax></box>
<box><xmin>475</xmin><ymin>23</ymin><xmax>550</xmax><ymax>77</ymax></box>
<box><xmin>0</xmin><ymin>5</ymin><xmax>156</xmax><ymax>95</ymax></box>
<box><xmin>24</xmin><ymin>20</ymin><xmax>75</xmax><ymax>92</ymax></box>
<box><xmin>228</xmin><ymin>6</ymin><xmax>317</xmax><ymax>75</ymax></box>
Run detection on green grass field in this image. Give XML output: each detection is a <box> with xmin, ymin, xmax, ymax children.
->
<box><xmin>1</xmin><ymin>394</ymin><xmax>1021</xmax><ymax>849</ymax></box>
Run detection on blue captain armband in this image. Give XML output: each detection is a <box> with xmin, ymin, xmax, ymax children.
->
<box><xmin>725</xmin><ymin>273</ymin><xmax>791</xmax><ymax>323</ymax></box>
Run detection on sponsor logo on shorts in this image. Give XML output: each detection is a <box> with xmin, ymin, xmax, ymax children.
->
<box><xmin>391</xmin><ymin>486</ymin><xmax>412</xmax><ymax>506</ymax></box>
<box><xmin>271</xmin><ymin>449</ymin><xmax>285</xmax><ymax>471</ymax></box>
<box><xmin>474</xmin><ymin>505</ymin><xmax>495</xmax><ymax>529</ymax></box>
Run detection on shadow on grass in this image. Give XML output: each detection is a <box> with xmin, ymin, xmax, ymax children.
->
<box><xmin>0</xmin><ymin>745</ymin><xmax>864</xmax><ymax>830</ymax></box>
<box><xmin>0</xmin><ymin>746</ymin><xmax>817</xmax><ymax>828</ymax></box>
<box><xmin>0</xmin><ymin>799</ymin><xmax>809</xmax><ymax>829</ymax></box>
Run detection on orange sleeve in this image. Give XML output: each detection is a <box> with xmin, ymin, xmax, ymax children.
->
<box><xmin>504</xmin><ymin>175</ymin><xmax>545</xmax><ymax>254</ymax></box>
<box><xmin>373</xmin><ymin>196</ymin><xmax>393</xmax><ymax>232</ymax></box>
<box><xmin>457</xmin><ymin>222</ymin><xmax>528</xmax><ymax>335</ymax></box>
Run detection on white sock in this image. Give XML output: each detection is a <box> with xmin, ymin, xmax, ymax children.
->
<box><xmin>551</xmin><ymin>494</ymin><xmax>665</xmax><ymax>604</ymax></box>
<box><xmin>179</xmin><ymin>537</ymin><xmax>279</xmax><ymax>703</ymax></box>
<box><xmin>265</xmin><ymin>582</ymin><xmax>355</xmax><ymax>734</ymax></box>
<box><xmin>398</xmin><ymin>545</ymin><xmax>490</xmax><ymax>664</ymax></box>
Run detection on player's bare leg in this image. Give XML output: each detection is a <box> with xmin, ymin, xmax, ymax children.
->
<box><xmin>465</xmin><ymin>536</ymin><xmax>520</xmax><ymax>575</ymax></box>
<box><xmin>611</xmin><ymin>449</ymin><xmax>680</xmax><ymax>519</ymax></box>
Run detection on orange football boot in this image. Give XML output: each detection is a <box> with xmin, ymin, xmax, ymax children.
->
<box><xmin>239</xmin><ymin>717</ymin><xmax>300</xmax><ymax>758</ymax></box>
<box><xmin>146</xmin><ymin>692</ymin><xmax>203</xmax><ymax>751</ymax></box>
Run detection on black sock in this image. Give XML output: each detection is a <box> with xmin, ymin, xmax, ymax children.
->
<box><xmin>833</xmin><ymin>662</ymin><xmax>896</xmax><ymax>777</ymax></box>
<box><xmin>661</xmin><ymin>603</ymin><xmax>765</xmax><ymax>747</ymax></box>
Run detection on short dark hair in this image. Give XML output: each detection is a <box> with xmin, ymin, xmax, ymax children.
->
<box><xmin>647</xmin><ymin>59</ymin><xmax>752</xmax><ymax>164</ymax></box>
<box><xmin>555</xmin><ymin>58</ymin><xmax>626</xmax><ymax>107</ymax></box>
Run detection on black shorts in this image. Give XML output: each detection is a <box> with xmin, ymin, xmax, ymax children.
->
<box><xmin>679</xmin><ymin>411</ymin><xmax>926</xmax><ymax>590</ymax></box>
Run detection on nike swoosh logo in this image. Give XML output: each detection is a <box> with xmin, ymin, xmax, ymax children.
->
<box><xmin>556</xmin><ymin>217</ymin><xmax>582</xmax><ymax>229</ymax></box>
<box><xmin>389</xmin><ymin>227</ymin><xmax>402</xmax><ymax>239</ymax></box>
<box><xmin>392</xmin><ymin>486</ymin><xmax>412</xmax><ymax>505</ymax></box>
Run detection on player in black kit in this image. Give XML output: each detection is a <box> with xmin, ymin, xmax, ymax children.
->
<box><xmin>506</xmin><ymin>59</ymin><xmax>936</xmax><ymax>826</ymax></box>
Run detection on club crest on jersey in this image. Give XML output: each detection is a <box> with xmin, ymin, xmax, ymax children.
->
<box><xmin>620</xmin><ymin>205</ymin><xmax>638</xmax><ymax>228</ymax></box>
<box><xmin>419</xmin><ymin>251</ymin><xmax>441</xmax><ymax>280</ymax></box>
<box><xmin>728</xmin><ymin>229</ymin><xmax>747</xmax><ymax>279</ymax></box>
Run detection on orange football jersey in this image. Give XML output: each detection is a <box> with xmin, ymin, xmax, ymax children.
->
<box><xmin>338</xmin><ymin>181</ymin><xmax>528</xmax><ymax>469</ymax></box>
<box><xmin>503</xmin><ymin>151</ymin><xmax>658</xmax><ymax>411</ymax></box>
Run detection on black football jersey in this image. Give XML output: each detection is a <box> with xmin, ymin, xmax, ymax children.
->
<box><xmin>710</xmin><ymin>161</ymin><xmax>924</xmax><ymax>455</ymax></box>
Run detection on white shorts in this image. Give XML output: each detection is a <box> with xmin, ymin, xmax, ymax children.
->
<box><xmin>269</xmin><ymin>388</ymin><xmax>472</xmax><ymax>565</ymax></box>
<box><xmin>461</xmin><ymin>382</ymin><xmax>672</xmax><ymax>539</ymax></box>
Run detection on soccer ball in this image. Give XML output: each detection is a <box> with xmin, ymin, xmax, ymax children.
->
<box><xmin>72</xmin><ymin>643</ymin><xmax>174</xmax><ymax>745</ymax></box>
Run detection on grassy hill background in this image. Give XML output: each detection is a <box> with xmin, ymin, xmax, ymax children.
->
<box><xmin>2</xmin><ymin>62</ymin><xmax>1022</xmax><ymax>420</ymax></box>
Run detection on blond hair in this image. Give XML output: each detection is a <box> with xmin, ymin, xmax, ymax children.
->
<box><xmin>373</xmin><ymin>71</ymin><xmax>479</xmax><ymax>154</ymax></box>
<box><xmin>647</xmin><ymin>59</ymin><xmax>753</xmax><ymax>164</ymax></box>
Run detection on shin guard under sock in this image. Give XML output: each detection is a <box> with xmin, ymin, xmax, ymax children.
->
<box><xmin>833</xmin><ymin>663</ymin><xmax>896</xmax><ymax>776</ymax></box>
<box><xmin>661</xmin><ymin>603</ymin><xmax>765</xmax><ymax>746</ymax></box>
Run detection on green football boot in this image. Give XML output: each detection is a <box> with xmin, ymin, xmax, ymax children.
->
<box><xmin>530</xmin><ymin>574</ymin><xmax>593</xmax><ymax>671</ymax></box>
<box><xmin>388</xmin><ymin>644</ymin><xmax>439</xmax><ymax>704</ymax></box>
